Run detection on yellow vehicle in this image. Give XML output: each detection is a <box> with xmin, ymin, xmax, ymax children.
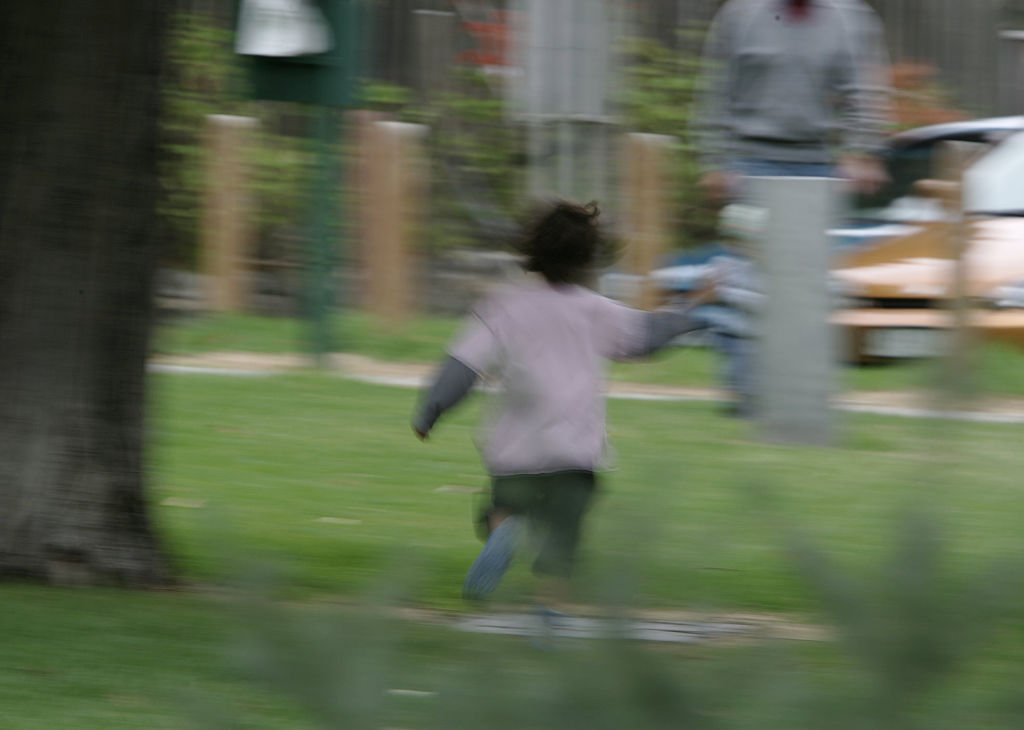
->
<box><xmin>833</xmin><ymin>217</ymin><xmax>1024</xmax><ymax>362</ymax></box>
<box><xmin>834</xmin><ymin>120</ymin><xmax>1024</xmax><ymax>362</ymax></box>
<box><xmin>641</xmin><ymin>118</ymin><xmax>1024</xmax><ymax>362</ymax></box>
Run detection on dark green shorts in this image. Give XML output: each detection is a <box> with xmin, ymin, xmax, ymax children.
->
<box><xmin>485</xmin><ymin>470</ymin><xmax>596</xmax><ymax>578</ymax></box>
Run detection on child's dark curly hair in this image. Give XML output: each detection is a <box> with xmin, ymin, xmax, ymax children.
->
<box><xmin>516</xmin><ymin>200</ymin><xmax>603</xmax><ymax>285</ymax></box>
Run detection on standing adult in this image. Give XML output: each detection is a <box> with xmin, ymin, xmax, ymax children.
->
<box><xmin>692</xmin><ymin>0</ymin><xmax>890</xmax><ymax>414</ymax></box>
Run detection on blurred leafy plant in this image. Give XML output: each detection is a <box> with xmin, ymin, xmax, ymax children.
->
<box><xmin>194</xmin><ymin>508</ymin><xmax>1024</xmax><ymax>729</ymax></box>
<box><xmin>160</xmin><ymin>11</ymin><xmax>316</xmax><ymax>268</ymax></box>
<box><xmin>619</xmin><ymin>33</ymin><xmax>719</xmax><ymax>251</ymax></box>
<box><xmin>161</xmin><ymin>14</ymin><xmax>723</xmax><ymax>271</ymax></box>
<box><xmin>359</xmin><ymin>80</ymin><xmax>414</xmax><ymax>115</ymax></box>
<box><xmin>361</xmin><ymin>71</ymin><xmax>526</xmax><ymax>253</ymax></box>
<box><xmin>786</xmin><ymin>508</ymin><xmax>1019</xmax><ymax>728</ymax></box>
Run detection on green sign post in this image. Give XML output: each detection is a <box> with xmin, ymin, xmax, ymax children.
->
<box><xmin>235</xmin><ymin>0</ymin><xmax>364</xmax><ymax>365</ymax></box>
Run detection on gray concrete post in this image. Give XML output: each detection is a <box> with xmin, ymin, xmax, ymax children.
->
<box><xmin>750</xmin><ymin>177</ymin><xmax>841</xmax><ymax>446</ymax></box>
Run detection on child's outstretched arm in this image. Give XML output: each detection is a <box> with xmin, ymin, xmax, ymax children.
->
<box><xmin>623</xmin><ymin>281</ymin><xmax>719</xmax><ymax>358</ymax></box>
<box><xmin>411</xmin><ymin>356</ymin><xmax>479</xmax><ymax>440</ymax></box>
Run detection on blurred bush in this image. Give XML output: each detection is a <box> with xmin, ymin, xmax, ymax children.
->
<box><xmin>160</xmin><ymin>11</ymin><xmax>316</xmax><ymax>269</ymax></box>
<box><xmin>191</xmin><ymin>509</ymin><xmax>1024</xmax><ymax>729</ymax></box>
<box><xmin>159</xmin><ymin>11</ymin><xmax>725</xmax><ymax>278</ymax></box>
<box><xmin>619</xmin><ymin>33</ymin><xmax>719</xmax><ymax>251</ymax></box>
<box><xmin>363</xmin><ymin>69</ymin><xmax>527</xmax><ymax>254</ymax></box>
<box><xmin>160</xmin><ymin>11</ymin><xmax>524</xmax><ymax>271</ymax></box>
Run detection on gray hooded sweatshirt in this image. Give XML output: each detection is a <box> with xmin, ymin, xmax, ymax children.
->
<box><xmin>694</xmin><ymin>0</ymin><xmax>889</xmax><ymax>169</ymax></box>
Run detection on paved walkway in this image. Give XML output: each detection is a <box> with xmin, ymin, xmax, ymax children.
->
<box><xmin>448</xmin><ymin>611</ymin><xmax>826</xmax><ymax>645</ymax></box>
<box><xmin>151</xmin><ymin>352</ymin><xmax>1024</xmax><ymax>423</ymax></box>
<box><xmin>378</xmin><ymin>605</ymin><xmax>828</xmax><ymax>646</ymax></box>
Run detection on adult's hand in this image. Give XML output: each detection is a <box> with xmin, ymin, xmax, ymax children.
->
<box><xmin>838</xmin><ymin>154</ymin><xmax>888</xmax><ymax>196</ymax></box>
<box><xmin>698</xmin><ymin>170</ymin><xmax>737</xmax><ymax>205</ymax></box>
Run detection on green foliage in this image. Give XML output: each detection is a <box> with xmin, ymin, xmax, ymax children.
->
<box><xmin>8</xmin><ymin>569</ymin><xmax>1024</xmax><ymax>728</ymax></box>
<box><xmin>786</xmin><ymin>509</ymin><xmax>1020</xmax><ymax>727</ymax></box>
<box><xmin>195</xmin><ymin>510</ymin><xmax>1024</xmax><ymax>729</ymax></box>
<box><xmin>437</xmin><ymin>69</ymin><xmax>526</xmax><ymax>220</ymax></box>
<box><xmin>160</xmin><ymin>11</ymin><xmax>317</xmax><ymax>268</ymax></box>
<box><xmin>160</xmin><ymin>12</ymin><xmax>242</xmax><ymax>266</ymax></box>
<box><xmin>159</xmin><ymin>12</ymin><xmax>723</xmax><ymax>269</ymax></box>
<box><xmin>359</xmin><ymin>80</ymin><xmax>414</xmax><ymax>112</ymax></box>
<box><xmin>162</xmin><ymin>8</ymin><xmax>524</xmax><ymax>264</ymax></box>
<box><xmin>362</xmin><ymin>70</ymin><xmax>526</xmax><ymax>253</ymax></box>
<box><xmin>619</xmin><ymin>34</ymin><xmax>719</xmax><ymax>250</ymax></box>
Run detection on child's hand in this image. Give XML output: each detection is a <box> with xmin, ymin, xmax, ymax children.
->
<box><xmin>693</xmin><ymin>273</ymin><xmax>721</xmax><ymax>305</ymax></box>
<box><xmin>674</xmin><ymin>271</ymin><xmax>720</xmax><ymax>311</ymax></box>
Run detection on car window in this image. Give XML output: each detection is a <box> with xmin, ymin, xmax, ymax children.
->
<box><xmin>853</xmin><ymin>144</ymin><xmax>937</xmax><ymax>213</ymax></box>
<box><xmin>852</xmin><ymin>130</ymin><xmax>1010</xmax><ymax>218</ymax></box>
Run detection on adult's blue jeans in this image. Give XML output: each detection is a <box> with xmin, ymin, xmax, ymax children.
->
<box><xmin>734</xmin><ymin>159</ymin><xmax>835</xmax><ymax>181</ymax></box>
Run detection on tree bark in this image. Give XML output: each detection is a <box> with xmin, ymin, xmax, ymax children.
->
<box><xmin>0</xmin><ymin>1</ymin><xmax>171</xmax><ymax>585</ymax></box>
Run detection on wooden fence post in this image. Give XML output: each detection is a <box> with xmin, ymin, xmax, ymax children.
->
<box><xmin>622</xmin><ymin>133</ymin><xmax>673</xmax><ymax>310</ymax></box>
<box><xmin>362</xmin><ymin>121</ymin><xmax>427</xmax><ymax>324</ymax></box>
<box><xmin>199</xmin><ymin>114</ymin><xmax>258</xmax><ymax>312</ymax></box>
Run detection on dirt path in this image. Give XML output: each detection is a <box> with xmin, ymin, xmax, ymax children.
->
<box><xmin>151</xmin><ymin>351</ymin><xmax>1024</xmax><ymax>418</ymax></box>
<box><xmin>188</xmin><ymin>583</ymin><xmax>829</xmax><ymax>645</ymax></box>
<box><xmin>396</xmin><ymin>605</ymin><xmax>829</xmax><ymax>645</ymax></box>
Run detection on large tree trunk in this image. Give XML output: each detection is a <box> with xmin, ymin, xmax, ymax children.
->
<box><xmin>0</xmin><ymin>1</ymin><xmax>171</xmax><ymax>585</ymax></box>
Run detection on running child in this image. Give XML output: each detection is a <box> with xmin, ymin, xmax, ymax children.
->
<box><xmin>412</xmin><ymin>200</ymin><xmax>709</xmax><ymax>609</ymax></box>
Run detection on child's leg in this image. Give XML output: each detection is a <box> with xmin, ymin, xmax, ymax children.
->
<box><xmin>463</xmin><ymin>513</ymin><xmax>524</xmax><ymax>601</ymax></box>
<box><xmin>523</xmin><ymin>473</ymin><xmax>595</xmax><ymax>648</ymax></box>
<box><xmin>463</xmin><ymin>477</ymin><xmax>535</xmax><ymax>601</ymax></box>
<box><xmin>531</xmin><ymin>471</ymin><xmax>596</xmax><ymax>609</ymax></box>
<box><xmin>474</xmin><ymin>503</ymin><xmax>513</xmax><ymax>542</ymax></box>
<box><xmin>488</xmin><ymin>508</ymin><xmax>512</xmax><ymax>532</ymax></box>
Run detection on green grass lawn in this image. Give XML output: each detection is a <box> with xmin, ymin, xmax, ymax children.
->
<box><xmin>148</xmin><ymin>373</ymin><xmax>1024</xmax><ymax>612</ymax></box>
<box><xmin>155</xmin><ymin>311</ymin><xmax>1024</xmax><ymax>397</ymax></box>
<box><xmin>9</xmin><ymin>369</ymin><xmax>1024</xmax><ymax>727</ymax></box>
<box><xmin>6</xmin><ymin>577</ymin><xmax>1024</xmax><ymax>729</ymax></box>
<box><xmin>154</xmin><ymin>311</ymin><xmax>460</xmax><ymax>363</ymax></box>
